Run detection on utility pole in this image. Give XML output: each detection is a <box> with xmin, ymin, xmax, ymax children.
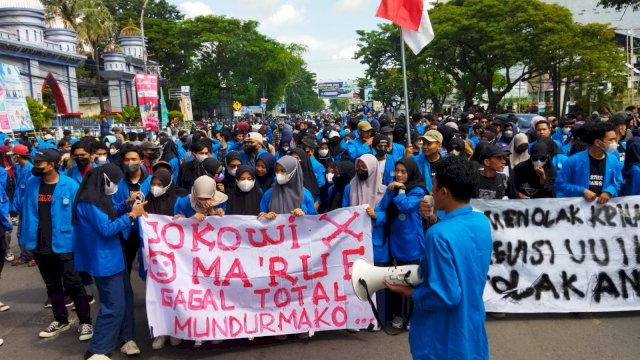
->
<box><xmin>140</xmin><ymin>0</ymin><xmax>150</xmax><ymax>74</ymax></box>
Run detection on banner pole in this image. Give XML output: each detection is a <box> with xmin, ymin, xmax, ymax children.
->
<box><xmin>400</xmin><ymin>28</ymin><xmax>412</xmax><ymax>148</ymax></box>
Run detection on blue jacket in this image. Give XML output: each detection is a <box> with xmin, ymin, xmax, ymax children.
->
<box><xmin>623</xmin><ymin>165</ymin><xmax>640</xmax><ymax>196</ymax></box>
<box><xmin>168</xmin><ymin>157</ymin><xmax>180</xmax><ymax>184</ymax></box>
<box><xmin>555</xmin><ymin>150</ymin><xmax>623</xmax><ymax>198</ymax></box>
<box><xmin>343</xmin><ymin>185</ymin><xmax>388</xmax><ymax>264</ymax></box>
<box><xmin>346</xmin><ymin>140</ymin><xmax>372</xmax><ymax>160</ymax></box>
<box><xmin>389</xmin><ymin>143</ymin><xmax>406</xmax><ymax>161</ymax></box>
<box><xmin>310</xmin><ymin>156</ymin><xmax>326</xmax><ymax>190</ymax></box>
<box><xmin>240</xmin><ymin>148</ymin><xmax>268</xmax><ymax>167</ymax></box>
<box><xmin>11</xmin><ymin>161</ymin><xmax>33</xmax><ymax>213</ymax></box>
<box><xmin>410</xmin><ymin>206</ymin><xmax>491</xmax><ymax>360</ymax></box>
<box><xmin>19</xmin><ymin>175</ymin><xmax>78</xmax><ymax>253</ymax></box>
<box><xmin>413</xmin><ymin>151</ymin><xmax>443</xmax><ymax>193</ymax></box>
<box><xmin>73</xmin><ymin>202</ymin><xmax>132</xmax><ymax>277</ymax></box>
<box><xmin>259</xmin><ymin>188</ymin><xmax>318</xmax><ymax>215</ymax></box>
<box><xmin>174</xmin><ymin>195</ymin><xmax>227</xmax><ymax>218</ymax></box>
<box><xmin>0</xmin><ymin>185</ymin><xmax>12</xmax><ymax>232</ymax></box>
<box><xmin>112</xmin><ymin>172</ymin><xmax>152</xmax><ymax>238</ymax></box>
<box><xmin>66</xmin><ymin>163</ymin><xmax>95</xmax><ymax>185</ymax></box>
<box><xmin>0</xmin><ymin>167</ymin><xmax>7</xmax><ymax>189</ymax></box>
<box><xmin>373</xmin><ymin>187</ymin><xmax>425</xmax><ymax>262</ymax></box>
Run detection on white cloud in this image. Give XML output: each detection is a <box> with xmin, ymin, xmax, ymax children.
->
<box><xmin>263</xmin><ymin>4</ymin><xmax>304</xmax><ymax>27</ymax></box>
<box><xmin>331</xmin><ymin>0</ymin><xmax>368</xmax><ymax>14</ymax></box>
<box><xmin>277</xmin><ymin>35</ymin><xmax>322</xmax><ymax>50</ymax></box>
<box><xmin>179</xmin><ymin>1</ymin><xmax>213</xmax><ymax>19</ymax></box>
<box><xmin>331</xmin><ymin>45</ymin><xmax>359</xmax><ymax>60</ymax></box>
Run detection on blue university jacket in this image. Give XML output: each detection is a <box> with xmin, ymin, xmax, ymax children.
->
<box><xmin>555</xmin><ymin>150</ymin><xmax>623</xmax><ymax>198</ymax></box>
<box><xmin>73</xmin><ymin>202</ymin><xmax>132</xmax><ymax>277</ymax></box>
<box><xmin>259</xmin><ymin>188</ymin><xmax>317</xmax><ymax>215</ymax></box>
<box><xmin>410</xmin><ymin>206</ymin><xmax>492</xmax><ymax>360</ymax></box>
<box><xmin>112</xmin><ymin>172</ymin><xmax>152</xmax><ymax>239</ymax></box>
<box><xmin>11</xmin><ymin>161</ymin><xmax>33</xmax><ymax>213</ymax></box>
<box><xmin>19</xmin><ymin>175</ymin><xmax>78</xmax><ymax>253</ymax></box>
<box><xmin>0</xmin><ymin>185</ymin><xmax>12</xmax><ymax>232</ymax></box>
<box><xmin>346</xmin><ymin>139</ymin><xmax>372</xmax><ymax>160</ymax></box>
<box><xmin>373</xmin><ymin>186</ymin><xmax>425</xmax><ymax>262</ymax></box>
<box><xmin>343</xmin><ymin>185</ymin><xmax>387</xmax><ymax>264</ymax></box>
<box><xmin>623</xmin><ymin>165</ymin><xmax>640</xmax><ymax>196</ymax></box>
<box><xmin>174</xmin><ymin>195</ymin><xmax>227</xmax><ymax>217</ymax></box>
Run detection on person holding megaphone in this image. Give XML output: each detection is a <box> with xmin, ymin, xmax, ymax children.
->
<box><xmin>384</xmin><ymin>156</ymin><xmax>492</xmax><ymax>360</ymax></box>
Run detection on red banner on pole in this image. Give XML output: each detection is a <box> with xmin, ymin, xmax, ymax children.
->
<box><xmin>135</xmin><ymin>74</ymin><xmax>159</xmax><ymax>132</ymax></box>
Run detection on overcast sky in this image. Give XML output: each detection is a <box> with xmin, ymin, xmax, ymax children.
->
<box><xmin>169</xmin><ymin>0</ymin><xmax>389</xmax><ymax>82</ymax></box>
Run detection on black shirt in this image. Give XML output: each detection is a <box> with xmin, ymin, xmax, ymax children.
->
<box><xmin>35</xmin><ymin>182</ymin><xmax>56</xmax><ymax>254</ymax></box>
<box><xmin>475</xmin><ymin>173</ymin><xmax>509</xmax><ymax>199</ymax></box>
<box><xmin>589</xmin><ymin>155</ymin><xmax>605</xmax><ymax>195</ymax></box>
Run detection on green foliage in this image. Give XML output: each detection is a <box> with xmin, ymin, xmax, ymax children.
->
<box><xmin>144</xmin><ymin>15</ymin><xmax>322</xmax><ymax>115</ymax></box>
<box><xmin>168</xmin><ymin>110</ymin><xmax>183</xmax><ymax>122</ymax></box>
<box><xmin>598</xmin><ymin>0</ymin><xmax>640</xmax><ymax>10</ymax></box>
<box><xmin>26</xmin><ymin>97</ymin><xmax>55</xmax><ymax>130</ymax></box>
<box><xmin>103</xmin><ymin>0</ymin><xmax>183</xmax><ymax>27</ymax></box>
<box><xmin>356</xmin><ymin>0</ymin><xmax>626</xmax><ymax>113</ymax></box>
<box><xmin>121</xmin><ymin>105</ymin><xmax>139</xmax><ymax>121</ymax></box>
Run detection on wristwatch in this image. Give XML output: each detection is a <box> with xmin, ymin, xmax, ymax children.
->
<box><xmin>399</xmin><ymin>185</ymin><xmax>407</xmax><ymax>191</ymax></box>
<box><xmin>127</xmin><ymin>212</ymin><xmax>136</xmax><ymax>220</ymax></box>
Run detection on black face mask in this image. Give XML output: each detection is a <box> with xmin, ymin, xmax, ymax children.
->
<box><xmin>330</xmin><ymin>138</ymin><xmax>341</xmax><ymax>145</ymax></box>
<box><xmin>31</xmin><ymin>166</ymin><xmax>45</xmax><ymax>177</ymax></box>
<box><xmin>356</xmin><ymin>169</ymin><xmax>369</xmax><ymax>181</ymax></box>
<box><xmin>74</xmin><ymin>157</ymin><xmax>90</xmax><ymax>168</ymax></box>
<box><xmin>375</xmin><ymin>148</ymin><xmax>386</xmax><ymax>157</ymax></box>
<box><xmin>243</xmin><ymin>144</ymin><xmax>257</xmax><ymax>154</ymax></box>
<box><xmin>148</xmin><ymin>152</ymin><xmax>160</xmax><ymax>160</ymax></box>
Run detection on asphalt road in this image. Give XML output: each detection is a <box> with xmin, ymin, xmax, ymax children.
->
<box><xmin>1</xmin><ymin>241</ymin><xmax>639</xmax><ymax>360</ymax></box>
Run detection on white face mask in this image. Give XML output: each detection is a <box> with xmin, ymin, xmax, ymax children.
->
<box><xmin>326</xmin><ymin>172</ymin><xmax>334</xmax><ymax>184</ymax></box>
<box><xmin>110</xmin><ymin>148</ymin><xmax>119</xmax><ymax>155</ymax></box>
<box><xmin>150</xmin><ymin>185</ymin><xmax>168</xmax><ymax>198</ymax></box>
<box><xmin>276</xmin><ymin>173</ymin><xmax>289</xmax><ymax>185</ymax></box>
<box><xmin>532</xmin><ymin>160</ymin><xmax>545</xmax><ymax>167</ymax></box>
<box><xmin>196</xmin><ymin>154</ymin><xmax>208</xmax><ymax>162</ymax></box>
<box><xmin>318</xmin><ymin>149</ymin><xmax>329</xmax><ymax>157</ymax></box>
<box><xmin>104</xmin><ymin>174</ymin><xmax>118</xmax><ymax>196</ymax></box>
<box><xmin>562</xmin><ymin>127</ymin><xmax>571</xmax><ymax>135</ymax></box>
<box><xmin>228</xmin><ymin>167</ymin><xmax>237</xmax><ymax>177</ymax></box>
<box><xmin>606</xmin><ymin>142</ymin><xmax>618</xmax><ymax>154</ymax></box>
<box><xmin>503</xmin><ymin>131</ymin><xmax>513</xmax><ymax>139</ymax></box>
<box><xmin>451</xmin><ymin>150</ymin><xmax>461</xmax><ymax>156</ymax></box>
<box><xmin>237</xmin><ymin>179</ymin><xmax>255</xmax><ymax>192</ymax></box>
<box><xmin>96</xmin><ymin>155</ymin><xmax>107</xmax><ymax>165</ymax></box>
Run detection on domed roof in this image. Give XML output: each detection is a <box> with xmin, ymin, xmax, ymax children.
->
<box><xmin>0</xmin><ymin>0</ymin><xmax>43</xmax><ymax>10</ymax></box>
<box><xmin>104</xmin><ymin>41</ymin><xmax>124</xmax><ymax>53</ymax></box>
<box><xmin>119</xmin><ymin>19</ymin><xmax>142</xmax><ymax>37</ymax></box>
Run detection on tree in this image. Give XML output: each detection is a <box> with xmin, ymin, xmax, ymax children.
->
<box><xmin>598</xmin><ymin>0</ymin><xmax>640</xmax><ymax>10</ymax></box>
<box><xmin>104</xmin><ymin>0</ymin><xmax>183</xmax><ymax>26</ymax></box>
<box><xmin>26</xmin><ymin>97</ymin><xmax>55</xmax><ymax>130</ymax></box>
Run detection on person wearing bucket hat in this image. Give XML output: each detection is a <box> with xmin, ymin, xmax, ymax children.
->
<box><xmin>346</xmin><ymin>121</ymin><xmax>374</xmax><ymax>160</ymax></box>
<box><xmin>174</xmin><ymin>175</ymin><xmax>228</xmax><ymax>220</ymax></box>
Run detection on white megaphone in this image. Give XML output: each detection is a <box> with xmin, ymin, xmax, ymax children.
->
<box><xmin>351</xmin><ymin>258</ymin><xmax>423</xmax><ymax>301</ymax></box>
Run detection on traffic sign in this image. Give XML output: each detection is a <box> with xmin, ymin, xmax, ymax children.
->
<box><xmin>232</xmin><ymin>101</ymin><xmax>242</xmax><ymax>111</ymax></box>
<box><xmin>260</xmin><ymin>98</ymin><xmax>268</xmax><ymax>104</ymax></box>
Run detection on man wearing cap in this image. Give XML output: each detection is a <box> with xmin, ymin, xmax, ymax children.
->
<box><xmin>19</xmin><ymin>149</ymin><xmax>93</xmax><ymax>341</ymax></box>
<box><xmin>380</xmin><ymin>126</ymin><xmax>406</xmax><ymax>161</ymax></box>
<box><xmin>240</xmin><ymin>132</ymin><xmax>267</xmax><ymax>167</ymax></box>
<box><xmin>301</xmin><ymin>136</ymin><xmax>326</xmax><ymax>189</ymax></box>
<box><xmin>140</xmin><ymin>142</ymin><xmax>161</xmax><ymax>175</ymax></box>
<box><xmin>346</xmin><ymin>121</ymin><xmax>374</xmax><ymax>160</ymax></box>
<box><xmin>412</xmin><ymin>130</ymin><xmax>444</xmax><ymax>193</ymax></box>
<box><xmin>474</xmin><ymin>144</ymin><xmax>514</xmax><ymax>199</ymax></box>
<box><xmin>552</xmin><ymin>117</ymin><xmax>576</xmax><ymax>154</ymax></box>
<box><xmin>372</xmin><ymin>134</ymin><xmax>395</xmax><ymax>185</ymax></box>
<box><xmin>10</xmin><ymin>144</ymin><xmax>34</xmax><ymax>266</ymax></box>
<box><xmin>328</xmin><ymin>131</ymin><xmax>348</xmax><ymax>161</ymax></box>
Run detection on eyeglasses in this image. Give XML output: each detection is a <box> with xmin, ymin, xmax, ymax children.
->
<box><xmin>530</xmin><ymin>156</ymin><xmax>546</xmax><ymax>162</ymax></box>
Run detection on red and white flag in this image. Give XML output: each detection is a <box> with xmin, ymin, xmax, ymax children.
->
<box><xmin>376</xmin><ymin>0</ymin><xmax>435</xmax><ymax>55</ymax></box>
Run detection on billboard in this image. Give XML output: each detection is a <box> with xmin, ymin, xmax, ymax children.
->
<box><xmin>0</xmin><ymin>63</ymin><xmax>34</xmax><ymax>132</ymax></box>
<box><xmin>135</xmin><ymin>73</ymin><xmax>159</xmax><ymax>132</ymax></box>
<box><xmin>317</xmin><ymin>81</ymin><xmax>356</xmax><ymax>99</ymax></box>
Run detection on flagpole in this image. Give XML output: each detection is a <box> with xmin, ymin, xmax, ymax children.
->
<box><xmin>400</xmin><ymin>29</ymin><xmax>412</xmax><ymax>148</ymax></box>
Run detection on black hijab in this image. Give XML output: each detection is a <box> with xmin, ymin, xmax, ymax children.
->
<box><xmin>384</xmin><ymin>157</ymin><xmax>425</xmax><ymax>239</ymax></box>
<box><xmin>327</xmin><ymin>161</ymin><xmax>355</xmax><ymax>211</ymax></box>
<box><xmin>226</xmin><ymin>165</ymin><xmax>262</xmax><ymax>216</ymax></box>
<box><xmin>289</xmin><ymin>147</ymin><xmax>318</xmax><ymax>198</ymax></box>
<box><xmin>108</xmin><ymin>140</ymin><xmax>123</xmax><ymax>167</ymax></box>
<box><xmin>537</xmin><ymin>137</ymin><xmax>561</xmax><ymax>158</ymax></box>
<box><xmin>223</xmin><ymin>151</ymin><xmax>243</xmax><ymax>191</ymax></box>
<box><xmin>144</xmin><ymin>168</ymin><xmax>185</xmax><ymax>216</ymax></box>
<box><xmin>73</xmin><ymin>163</ymin><xmax>123</xmax><ymax>222</ymax></box>
<box><xmin>160</xmin><ymin>138</ymin><xmax>179</xmax><ymax>162</ymax></box>
<box><xmin>200</xmin><ymin>157</ymin><xmax>222</xmax><ymax>179</ymax></box>
<box><xmin>256</xmin><ymin>152</ymin><xmax>276</xmax><ymax>192</ymax></box>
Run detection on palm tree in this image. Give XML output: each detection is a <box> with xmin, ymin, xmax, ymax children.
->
<box><xmin>42</xmin><ymin>0</ymin><xmax>116</xmax><ymax>114</ymax></box>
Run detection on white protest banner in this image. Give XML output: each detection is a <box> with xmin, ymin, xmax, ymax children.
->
<box><xmin>139</xmin><ymin>206</ymin><xmax>374</xmax><ymax>340</ymax></box>
<box><xmin>472</xmin><ymin>196</ymin><xmax>640</xmax><ymax>313</ymax></box>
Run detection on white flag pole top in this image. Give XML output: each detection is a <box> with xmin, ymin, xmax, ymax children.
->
<box><xmin>402</xmin><ymin>0</ymin><xmax>435</xmax><ymax>55</ymax></box>
<box><xmin>400</xmin><ymin>30</ymin><xmax>412</xmax><ymax>147</ymax></box>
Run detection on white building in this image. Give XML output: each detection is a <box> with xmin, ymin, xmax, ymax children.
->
<box><xmin>0</xmin><ymin>0</ymin><xmax>85</xmax><ymax>115</ymax></box>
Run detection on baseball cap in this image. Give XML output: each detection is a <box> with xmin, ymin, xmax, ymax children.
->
<box><xmin>140</xmin><ymin>142</ymin><xmax>161</xmax><ymax>150</ymax></box>
<box><xmin>244</xmin><ymin>132</ymin><xmax>264</xmax><ymax>143</ymax></box>
<box><xmin>372</xmin><ymin>134</ymin><xmax>390</xmax><ymax>147</ymax></box>
<box><xmin>357</xmin><ymin>121</ymin><xmax>373</xmax><ymax>132</ymax></box>
<box><xmin>34</xmin><ymin>149</ymin><xmax>61</xmax><ymax>164</ymax></box>
<box><xmin>480</xmin><ymin>144</ymin><xmax>511</xmax><ymax>161</ymax></box>
<box><xmin>421</xmin><ymin>130</ymin><xmax>443</xmax><ymax>144</ymax></box>
<box><xmin>328</xmin><ymin>131</ymin><xmax>341</xmax><ymax>139</ymax></box>
<box><xmin>380</xmin><ymin>126</ymin><xmax>393</xmax><ymax>134</ymax></box>
<box><xmin>444</xmin><ymin>122</ymin><xmax>459</xmax><ymax>131</ymax></box>
<box><xmin>301</xmin><ymin>136</ymin><xmax>317</xmax><ymax>149</ymax></box>
<box><xmin>12</xmin><ymin>144</ymin><xmax>29</xmax><ymax>156</ymax></box>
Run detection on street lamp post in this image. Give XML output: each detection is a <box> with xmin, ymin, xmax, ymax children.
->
<box><xmin>140</xmin><ymin>0</ymin><xmax>150</xmax><ymax>74</ymax></box>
